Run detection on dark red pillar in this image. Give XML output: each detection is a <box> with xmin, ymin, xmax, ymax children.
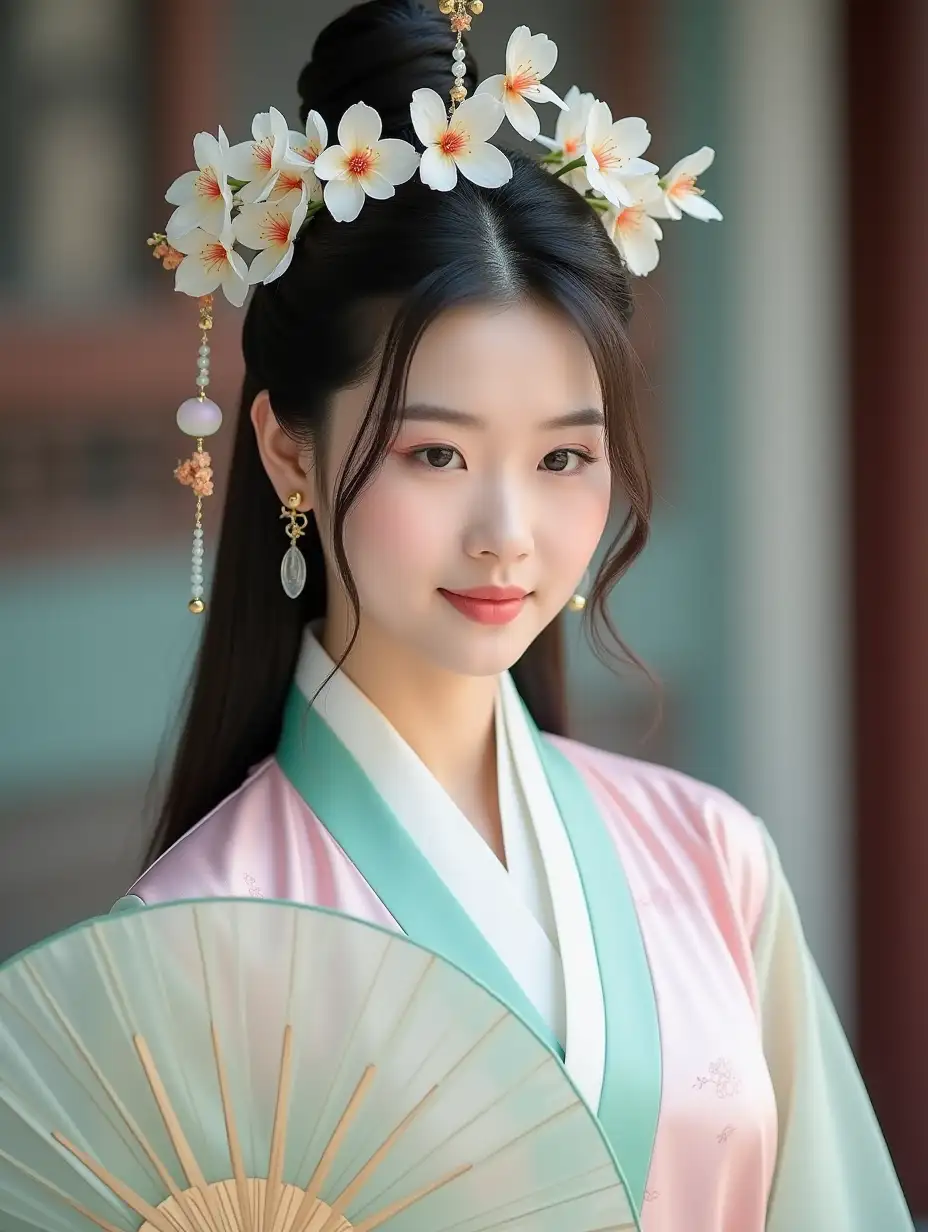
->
<box><xmin>849</xmin><ymin>0</ymin><xmax>928</xmax><ymax>1213</ymax></box>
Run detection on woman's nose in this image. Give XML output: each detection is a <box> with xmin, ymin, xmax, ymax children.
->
<box><xmin>462</xmin><ymin>479</ymin><xmax>534</xmax><ymax>564</ymax></box>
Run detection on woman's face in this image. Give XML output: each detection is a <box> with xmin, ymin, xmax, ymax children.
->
<box><xmin>313</xmin><ymin>299</ymin><xmax>612</xmax><ymax>678</ymax></box>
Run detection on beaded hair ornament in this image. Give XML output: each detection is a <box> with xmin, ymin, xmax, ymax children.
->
<box><xmin>148</xmin><ymin>0</ymin><xmax>721</xmax><ymax>614</ymax></box>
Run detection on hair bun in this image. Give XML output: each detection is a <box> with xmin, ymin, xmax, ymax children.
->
<box><xmin>297</xmin><ymin>0</ymin><xmax>478</xmax><ymax>137</ymax></box>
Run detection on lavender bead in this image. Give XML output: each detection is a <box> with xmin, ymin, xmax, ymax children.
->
<box><xmin>176</xmin><ymin>396</ymin><xmax>222</xmax><ymax>437</ymax></box>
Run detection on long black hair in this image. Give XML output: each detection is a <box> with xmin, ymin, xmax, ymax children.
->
<box><xmin>147</xmin><ymin>0</ymin><xmax>653</xmax><ymax>865</ymax></box>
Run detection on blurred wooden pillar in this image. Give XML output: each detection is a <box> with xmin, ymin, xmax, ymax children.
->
<box><xmin>849</xmin><ymin>0</ymin><xmax>928</xmax><ymax>1212</ymax></box>
<box><xmin>155</xmin><ymin>0</ymin><xmax>225</xmax><ymax>188</ymax></box>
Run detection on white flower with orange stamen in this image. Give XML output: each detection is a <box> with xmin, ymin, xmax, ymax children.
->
<box><xmin>313</xmin><ymin>102</ymin><xmax>420</xmax><ymax>223</ymax></box>
<box><xmin>164</xmin><ymin>128</ymin><xmax>234</xmax><ymax>245</ymax></box>
<box><xmin>537</xmin><ymin>85</ymin><xmax>595</xmax><ymax>191</ymax></box>
<box><xmin>233</xmin><ymin>185</ymin><xmax>310</xmax><ymax>285</ymax></box>
<box><xmin>602</xmin><ymin>175</ymin><xmax>665</xmax><ymax>277</ymax></box>
<box><xmin>583</xmin><ymin>101</ymin><xmax>659</xmax><ymax>209</ymax></box>
<box><xmin>289</xmin><ymin>110</ymin><xmax>328</xmax><ymax>170</ymax></box>
<box><xmin>266</xmin><ymin>161</ymin><xmax>323</xmax><ymax>205</ymax></box>
<box><xmin>658</xmin><ymin>147</ymin><xmax>723</xmax><ymax>221</ymax></box>
<box><xmin>171</xmin><ymin>224</ymin><xmax>249</xmax><ymax>307</ymax></box>
<box><xmin>276</xmin><ymin>110</ymin><xmax>328</xmax><ymax>203</ymax></box>
<box><xmin>476</xmin><ymin>26</ymin><xmax>567</xmax><ymax>143</ymax></box>
<box><xmin>411</xmin><ymin>89</ymin><xmax>512</xmax><ymax>191</ymax></box>
<box><xmin>226</xmin><ymin>107</ymin><xmax>303</xmax><ymax>204</ymax></box>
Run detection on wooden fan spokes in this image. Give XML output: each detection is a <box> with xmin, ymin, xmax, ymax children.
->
<box><xmin>145</xmin><ymin>1179</ymin><xmax>340</xmax><ymax>1232</ymax></box>
<box><xmin>142</xmin><ymin>1169</ymin><xmax>472</xmax><ymax>1232</ymax></box>
<box><xmin>53</xmin><ymin>1025</ymin><xmax>470</xmax><ymax>1232</ymax></box>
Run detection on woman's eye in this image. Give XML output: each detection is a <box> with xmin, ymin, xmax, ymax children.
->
<box><xmin>541</xmin><ymin>449</ymin><xmax>593</xmax><ymax>473</ymax></box>
<box><xmin>412</xmin><ymin>445</ymin><xmax>462</xmax><ymax>469</ymax></box>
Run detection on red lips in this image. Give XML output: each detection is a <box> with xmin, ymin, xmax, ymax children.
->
<box><xmin>438</xmin><ymin>586</ymin><xmax>530</xmax><ymax>626</ymax></box>
<box><xmin>446</xmin><ymin>586</ymin><xmax>528</xmax><ymax>601</ymax></box>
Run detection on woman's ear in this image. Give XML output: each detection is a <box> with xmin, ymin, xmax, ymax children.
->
<box><xmin>250</xmin><ymin>390</ymin><xmax>315</xmax><ymax>512</ymax></box>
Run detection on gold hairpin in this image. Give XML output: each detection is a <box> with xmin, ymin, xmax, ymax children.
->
<box><xmin>438</xmin><ymin>1</ymin><xmax>485</xmax><ymax>108</ymax></box>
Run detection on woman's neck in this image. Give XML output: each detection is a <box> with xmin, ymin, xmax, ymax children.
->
<box><xmin>320</xmin><ymin>617</ymin><xmax>506</xmax><ymax>860</ymax></box>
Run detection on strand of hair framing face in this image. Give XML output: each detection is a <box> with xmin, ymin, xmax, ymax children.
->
<box><xmin>438</xmin><ymin>0</ymin><xmax>484</xmax><ymax>110</ymax></box>
<box><xmin>171</xmin><ymin>294</ymin><xmax>222</xmax><ymax>614</ymax></box>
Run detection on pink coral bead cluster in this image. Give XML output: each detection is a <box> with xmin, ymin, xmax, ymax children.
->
<box><xmin>150</xmin><ymin>240</ymin><xmax>184</xmax><ymax>271</ymax></box>
<box><xmin>174</xmin><ymin>450</ymin><xmax>214</xmax><ymax>498</ymax></box>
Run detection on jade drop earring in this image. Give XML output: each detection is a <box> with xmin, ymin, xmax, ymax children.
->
<box><xmin>280</xmin><ymin>492</ymin><xmax>308</xmax><ymax>598</ymax></box>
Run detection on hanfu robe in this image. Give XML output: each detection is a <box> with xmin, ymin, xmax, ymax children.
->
<box><xmin>115</xmin><ymin>627</ymin><xmax>913</xmax><ymax>1231</ymax></box>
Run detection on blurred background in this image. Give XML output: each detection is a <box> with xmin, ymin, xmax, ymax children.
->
<box><xmin>0</xmin><ymin>0</ymin><xmax>925</xmax><ymax>1215</ymax></box>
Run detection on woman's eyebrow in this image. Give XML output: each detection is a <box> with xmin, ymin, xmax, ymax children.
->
<box><xmin>401</xmin><ymin>404</ymin><xmax>605</xmax><ymax>429</ymax></box>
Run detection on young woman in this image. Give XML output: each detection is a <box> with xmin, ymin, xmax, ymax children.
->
<box><xmin>118</xmin><ymin>1</ymin><xmax>913</xmax><ymax>1227</ymax></box>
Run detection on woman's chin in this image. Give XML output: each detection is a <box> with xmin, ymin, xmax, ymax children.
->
<box><xmin>418</xmin><ymin>622</ymin><xmax>543</xmax><ymax>679</ymax></box>
<box><xmin>344</xmin><ymin>601</ymin><xmax>553</xmax><ymax>680</ymax></box>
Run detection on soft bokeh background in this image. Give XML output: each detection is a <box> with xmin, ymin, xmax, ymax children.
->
<box><xmin>1</xmin><ymin>0</ymin><xmax>924</xmax><ymax>1215</ymax></box>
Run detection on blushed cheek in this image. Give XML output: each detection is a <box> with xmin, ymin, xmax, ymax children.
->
<box><xmin>343</xmin><ymin>472</ymin><xmax>449</xmax><ymax>594</ymax></box>
<box><xmin>587</xmin><ymin>487</ymin><xmax>612</xmax><ymax>544</ymax></box>
<box><xmin>550</xmin><ymin>481</ymin><xmax>611</xmax><ymax>570</ymax></box>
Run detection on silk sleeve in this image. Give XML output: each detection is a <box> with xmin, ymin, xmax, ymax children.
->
<box><xmin>753</xmin><ymin>827</ymin><xmax>913</xmax><ymax>1229</ymax></box>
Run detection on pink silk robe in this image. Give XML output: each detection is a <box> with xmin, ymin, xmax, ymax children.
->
<box><xmin>118</xmin><ymin>633</ymin><xmax>911</xmax><ymax>1230</ymax></box>
<box><xmin>121</xmin><ymin>743</ymin><xmax>912</xmax><ymax>1230</ymax></box>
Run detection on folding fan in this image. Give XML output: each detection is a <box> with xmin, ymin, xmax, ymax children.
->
<box><xmin>0</xmin><ymin>898</ymin><xmax>639</xmax><ymax>1232</ymax></box>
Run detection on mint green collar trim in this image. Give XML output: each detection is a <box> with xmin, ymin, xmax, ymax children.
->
<box><xmin>276</xmin><ymin>683</ymin><xmax>661</xmax><ymax>1215</ymax></box>
<box><xmin>276</xmin><ymin>685</ymin><xmax>560</xmax><ymax>1056</ymax></box>
<box><xmin>111</xmin><ymin>894</ymin><xmax>146</xmax><ymax>913</ymax></box>
<box><xmin>531</xmin><ymin>731</ymin><xmax>661</xmax><ymax>1213</ymax></box>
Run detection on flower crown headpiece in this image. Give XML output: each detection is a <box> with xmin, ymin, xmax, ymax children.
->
<box><xmin>150</xmin><ymin>0</ymin><xmax>721</xmax><ymax>614</ymax></box>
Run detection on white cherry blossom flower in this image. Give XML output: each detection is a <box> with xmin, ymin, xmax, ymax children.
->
<box><xmin>266</xmin><ymin>162</ymin><xmax>322</xmax><ymax>205</ymax></box>
<box><xmin>603</xmin><ymin>174</ymin><xmax>665</xmax><ymax>277</ymax></box>
<box><xmin>476</xmin><ymin>26</ymin><xmax>567</xmax><ymax>142</ymax></box>
<box><xmin>171</xmin><ymin>224</ymin><xmax>249</xmax><ymax>306</ymax></box>
<box><xmin>584</xmin><ymin>101</ymin><xmax>659</xmax><ymax>209</ymax></box>
<box><xmin>411</xmin><ymin>89</ymin><xmax>512</xmax><ymax>191</ymax></box>
<box><xmin>226</xmin><ymin>107</ymin><xmax>303</xmax><ymax>204</ymax></box>
<box><xmin>289</xmin><ymin>110</ymin><xmax>328</xmax><ymax>170</ymax></box>
<box><xmin>659</xmin><ymin>147</ymin><xmax>722</xmax><ymax>221</ymax></box>
<box><xmin>313</xmin><ymin>102</ymin><xmax>419</xmax><ymax>222</ymax></box>
<box><xmin>537</xmin><ymin>85</ymin><xmax>595</xmax><ymax>191</ymax></box>
<box><xmin>233</xmin><ymin>185</ymin><xmax>309</xmax><ymax>285</ymax></box>
<box><xmin>164</xmin><ymin>127</ymin><xmax>234</xmax><ymax>245</ymax></box>
<box><xmin>275</xmin><ymin>110</ymin><xmax>328</xmax><ymax>203</ymax></box>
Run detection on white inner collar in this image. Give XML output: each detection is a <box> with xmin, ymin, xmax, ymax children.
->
<box><xmin>292</xmin><ymin>626</ymin><xmax>606</xmax><ymax>1110</ymax></box>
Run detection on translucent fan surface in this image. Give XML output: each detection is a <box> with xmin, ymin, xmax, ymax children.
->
<box><xmin>0</xmin><ymin>899</ymin><xmax>638</xmax><ymax>1232</ymax></box>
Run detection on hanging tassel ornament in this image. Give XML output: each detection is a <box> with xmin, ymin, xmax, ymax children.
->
<box><xmin>438</xmin><ymin>0</ymin><xmax>485</xmax><ymax>109</ymax></box>
<box><xmin>174</xmin><ymin>294</ymin><xmax>222</xmax><ymax>614</ymax></box>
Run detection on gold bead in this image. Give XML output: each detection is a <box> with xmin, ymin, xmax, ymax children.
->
<box><xmin>468</xmin><ymin>0</ymin><xmax>484</xmax><ymax>13</ymax></box>
<box><xmin>287</xmin><ymin>491</ymin><xmax>303</xmax><ymax>509</ymax></box>
<box><xmin>189</xmin><ymin>597</ymin><xmax>205</xmax><ymax>614</ymax></box>
<box><xmin>438</xmin><ymin>0</ymin><xmax>455</xmax><ymax>12</ymax></box>
<box><xmin>450</xmin><ymin>82</ymin><xmax>468</xmax><ymax>102</ymax></box>
<box><xmin>567</xmin><ymin>593</ymin><xmax>586</xmax><ymax>613</ymax></box>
